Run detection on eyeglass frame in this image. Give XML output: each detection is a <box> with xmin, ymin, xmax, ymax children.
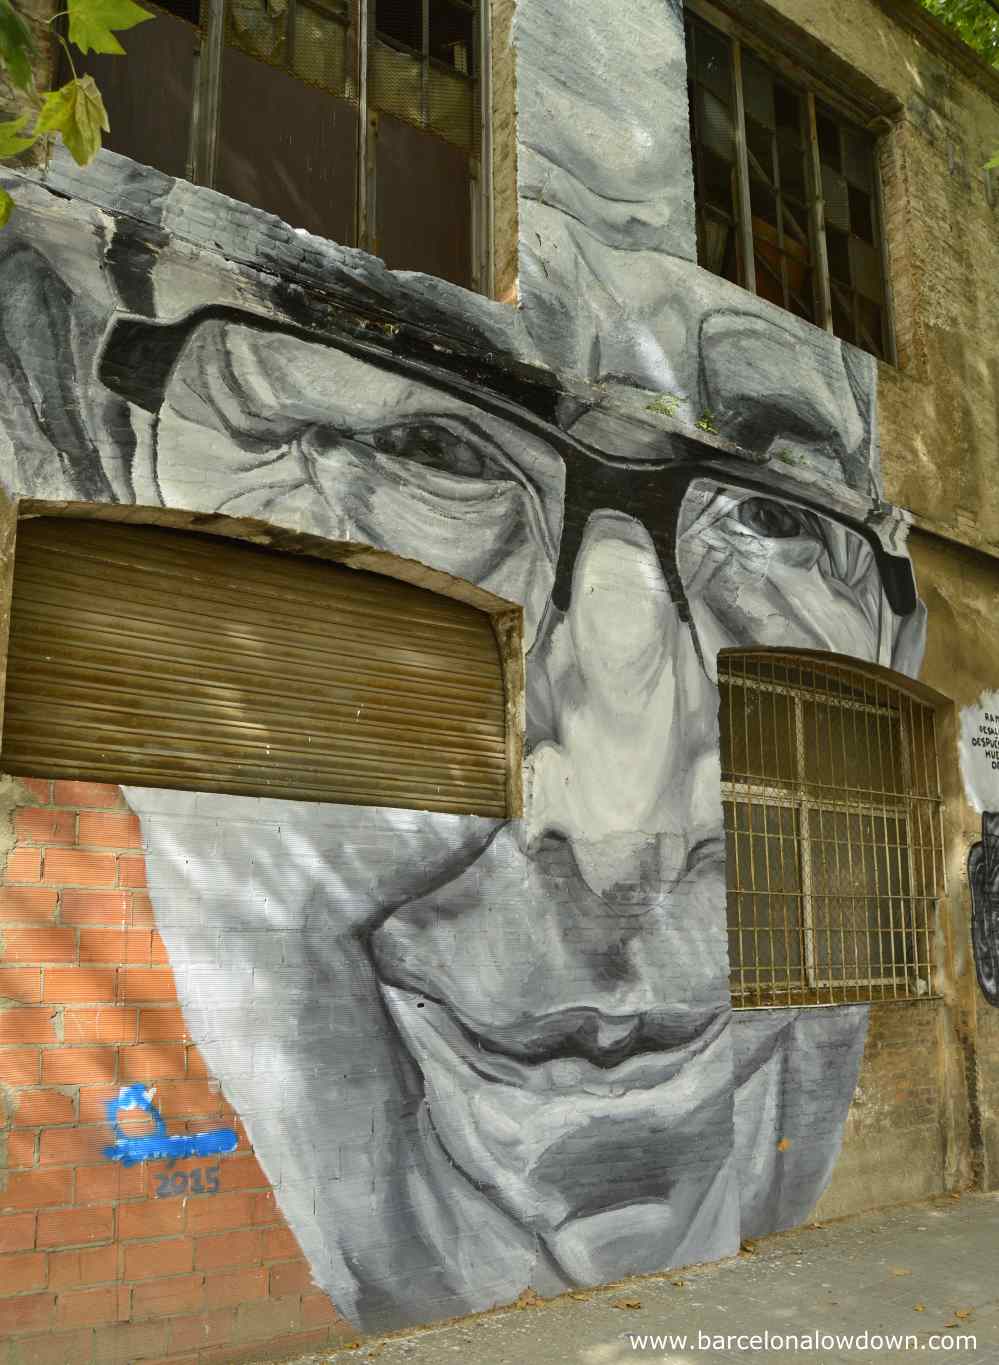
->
<box><xmin>99</xmin><ymin>302</ymin><xmax>919</xmax><ymax>668</ymax></box>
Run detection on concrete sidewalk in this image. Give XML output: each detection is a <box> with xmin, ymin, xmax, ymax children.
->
<box><xmin>279</xmin><ymin>1192</ymin><xmax>999</xmax><ymax>1365</ymax></box>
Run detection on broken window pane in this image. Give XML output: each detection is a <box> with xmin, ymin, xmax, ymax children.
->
<box><xmin>694</xmin><ymin>20</ymin><xmax>733</xmax><ymax>103</ymax></box>
<box><xmin>430</xmin><ymin>0</ymin><xmax>475</xmax><ymax>75</ymax></box>
<box><xmin>848</xmin><ymin>183</ymin><xmax>874</xmax><ymax>242</ymax></box>
<box><xmin>684</xmin><ymin>12</ymin><xmax>890</xmax><ymax>361</ymax></box>
<box><xmin>816</xmin><ymin>105</ymin><xmax>841</xmax><ymax>168</ymax></box>
<box><xmin>376</xmin><ymin>0</ymin><xmax>422</xmax><ymax>51</ymax></box>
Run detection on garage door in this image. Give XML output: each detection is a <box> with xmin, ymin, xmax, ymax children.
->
<box><xmin>1</xmin><ymin>517</ymin><xmax>509</xmax><ymax>816</ymax></box>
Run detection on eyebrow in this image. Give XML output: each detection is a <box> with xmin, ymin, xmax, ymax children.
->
<box><xmin>696</xmin><ymin>309</ymin><xmax>870</xmax><ymax>478</ymax></box>
<box><xmin>100</xmin><ymin>302</ymin><xmax>911</xmax><ymax>613</ymax></box>
<box><xmin>100</xmin><ymin>305</ymin><xmax>562</xmax><ymax>424</ymax></box>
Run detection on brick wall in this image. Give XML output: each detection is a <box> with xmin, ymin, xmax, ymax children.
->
<box><xmin>0</xmin><ymin>779</ymin><xmax>353</xmax><ymax>1365</ymax></box>
<box><xmin>815</xmin><ymin>998</ymin><xmax>949</xmax><ymax>1221</ymax></box>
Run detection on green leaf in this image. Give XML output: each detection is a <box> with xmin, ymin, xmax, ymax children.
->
<box><xmin>37</xmin><ymin>75</ymin><xmax>109</xmax><ymax>166</ymax></box>
<box><xmin>0</xmin><ymin>0</ymin><xmax>36</xmax><ymax>91</ymax></box>
<box><xmin>0</xmin><ymin>111</ymin><xmax>37</xmax><ymax>157</ymax></box>
<box><xmin>987</xmin><ymin>150</ymin><xmax>999</xmax><ymax>170</ymax></box>
<box><xmin>0</xmin><ymin>185</ymin><xmax>14</xmax><ymax>228</ymax></box>
<box><xmin>915</xmin><ymin>0</ymin><xmax>999</xmax><ymax>67</ymax></box>
<box><xmin>68</xmin><ymin>0</ymin><xmax>154</xmax><ymax>56</ymax></box>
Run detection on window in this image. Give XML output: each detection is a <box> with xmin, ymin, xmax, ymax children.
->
<box><xmin>719</xmin><ymin>653</ymin><xmax>944</xmax><ymax>1007</ymax></box>
<box><xmin>64</xmin><ymin>0</ymin><xmax>486</xmax><ymax>290</ymax></box>
<box><xmin>1</xmin><ymin>517</ymin><xmax>514</xmax><ymax>816</ymax></box>
<box><xmin>684</xmin><ymin>8</ymin><xmax>893</xmax><ymax>361</ymax></box>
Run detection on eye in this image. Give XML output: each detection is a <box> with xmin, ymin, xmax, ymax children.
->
<box><xmin>735</xmin><ymin>497</ymin><xmax>820</xmax><ymax>540</ymax></box>
<box><xmin>374</xmin><ymin>421</ymin><xmax>491</xmax><ymax>480</ymax></box>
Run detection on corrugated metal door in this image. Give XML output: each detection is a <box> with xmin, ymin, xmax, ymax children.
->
<box><xmin>1</xmin><ymin>519</ymin><xmax>508</xmax><ymax>816</ymax></box>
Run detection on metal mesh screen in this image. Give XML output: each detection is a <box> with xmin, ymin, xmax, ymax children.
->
<box><xmin>227</xmin><ymin>0</ymin><xmax>352</xmax><ymax>98</ymax></box>
<box><xmin>372</xmin><ymin>0</ymin><xmax>479</xmax><ymax>151</ymax></box>
<box><xmin>719</xmin><ymin>653</ymin><xmax>944</xmax><ymax>1007</ymax></box>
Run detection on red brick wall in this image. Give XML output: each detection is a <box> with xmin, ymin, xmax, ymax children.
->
<box><xmin>0</xmin><ymin>779</ymin><xmax>353</xmax><ymax>1365</ymax></box>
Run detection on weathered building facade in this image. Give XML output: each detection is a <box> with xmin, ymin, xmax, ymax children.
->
<box><xmin>0</xmin><ymin>0</ymin><xmax>998</xmax><ymax>1360</ymax></box>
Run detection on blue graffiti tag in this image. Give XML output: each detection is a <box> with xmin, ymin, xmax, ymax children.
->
<box><xmin>104</xmin><ymin>1084</ymin><xmax>238</xmax><ymax>1168</ymax></box>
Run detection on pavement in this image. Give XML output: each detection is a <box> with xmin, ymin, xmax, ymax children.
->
<box><xmin>278</xmin><ymin>1192</ymin><xmax>999</xmax><ymax>1365</ymax></box>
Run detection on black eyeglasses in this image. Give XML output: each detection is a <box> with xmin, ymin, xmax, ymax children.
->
<box><xmin>553</xmin><ymin>451</ymin><xmax>917</xmax><ymax>621</ymax></box>
<box><xmin>101</xmin><ymin>304</ymin><xmax>917</xmax><ymax>672</ymax></box>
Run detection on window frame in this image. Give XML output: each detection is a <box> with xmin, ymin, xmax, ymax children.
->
<box><xmin>685</xmin><ymin>0</ymin><xmax>897</xmax><ymax>364</ymax></box>
<box><xmin>719</xmin><ymin>653</ymin><xmax>945</xmax><ymax>1009</ymax></box>
<box><xmin>0</xmin><ymin>503</ymin><xmax>525</xmax><ymax>818</ymax></box>
<box><xmin>130</xmin><ymin>0</ymin><xmax>492</xmax><ymax>293</ymax></box>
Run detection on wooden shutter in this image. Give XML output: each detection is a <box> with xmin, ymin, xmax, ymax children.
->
<box><xmin>1</xmin><ymin>518</ymin><xmax>508</xmax><ymax>816</ymax></box>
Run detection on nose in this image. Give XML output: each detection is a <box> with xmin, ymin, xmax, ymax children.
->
<box><xmin>524</xmin><ymin>510</ymin><xmax>724</xmax><ymax>908</ymax></box>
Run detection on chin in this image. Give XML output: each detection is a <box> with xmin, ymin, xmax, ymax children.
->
<box><xmin>382</xmin><ymin>981</ymin><xmax>741</xmax><ymax>1284</ymax></box>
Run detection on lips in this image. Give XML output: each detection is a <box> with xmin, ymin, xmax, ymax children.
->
<box><xmin>380</xmin><ymin>985</ymin><xmax>729</xmax><ymax>1095</ymax></box>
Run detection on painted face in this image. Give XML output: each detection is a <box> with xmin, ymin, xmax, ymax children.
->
<box><xmin>125</xmin><ymin>309</ymin><xmax>921</xmax><ymax>1330</ymax></box>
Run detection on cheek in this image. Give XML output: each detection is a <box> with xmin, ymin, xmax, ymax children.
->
<box><xmin>690</xmin><ymin>558</ymin><xmax>879</xmax><ymax>659</ymax></box>
<box><xmin>128</xmin><ymin>788</ymin><xmax>502</xmax><ymax>933</ymax></box>
<box><xmin>360</xmin><ymin>477</ymin><xmax>553</xmax><ymax>607</ymax></box>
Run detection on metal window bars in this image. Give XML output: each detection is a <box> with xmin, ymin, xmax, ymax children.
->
<box><xmin>684</xmin><ymin>6</ymin><xmax>894</xmax><ymax>362</ymax></box>
<box><xmin>719</xmin><ymin>653</ymin><xmax>944</xmax><ymax>1007</ymax></box>
<box><xmin>137</xmin><ymin>0</ymin><xmax>487</xmax><ymax>290</ymax></box>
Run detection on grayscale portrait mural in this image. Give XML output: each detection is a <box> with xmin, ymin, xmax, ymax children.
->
<box><xmin>960</xmin><ymin>693</ymin><xmax>999</xmax><ymax>1007</ymax></box>
<box><xmin>0</xmin><ymin>0</ymin><xmax>928</xmax><ymax>1336</ymax></box>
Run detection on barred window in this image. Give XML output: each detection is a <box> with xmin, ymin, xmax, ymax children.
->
<box><xmin>60</xmin><ymin>0</ymin><xmax>486</xmax><ymax>290</ymax></box>
<box><xmin>684</xmin><ymin>7</ymin><xmax>893</xmax><ymax>361</ymax></box>
<box><xmin>719</xmin><ymin>654</ymin><xmax>944</xmax><ymax>1007</ymax></box>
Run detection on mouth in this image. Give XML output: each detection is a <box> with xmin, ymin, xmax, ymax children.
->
<box><xmin>380</xmin><ymin>985</ymin><xmax>729</xmax><ymax>1096</ymax></box>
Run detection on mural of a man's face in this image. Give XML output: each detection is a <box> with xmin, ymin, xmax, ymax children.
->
<box><xmin>0</xmin><ymin>0</ymin><xmax>932</xmax><ymax>1336</ymax></box>
<box><xmin>123</xmin><ymin>300</ymin><xmax>926</xmax><ymax>1331</ymax></box>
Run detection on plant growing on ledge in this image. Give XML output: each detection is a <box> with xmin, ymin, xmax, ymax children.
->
<box><xmin>0</xmin><ymin>0</ymin><xmax>150</xmax><ymax>225</ymax></box>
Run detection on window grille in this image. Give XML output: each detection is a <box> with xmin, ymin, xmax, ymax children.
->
<box><xmin>227</xmin><ymin>0</ymin><xmax>354</xmax><ymax>98</ymax></box>
<box><xmin>719</xmin><ymin>653</ymin><xmax>944</xmax><ymax>1007</ymax></box>
<box><xmin>684</xmin><ymin>8</ymin><xmax>893</xmax><ymax>361</ymax></box>
<box><xmin>372</xmin><ymin>0</ymin><xmax>479</xmax><ymax>151</ymax></box>
<box><xmin>62</xmin><ymin>0</ymin><xmax>485</xmax><ymax>289</ymax></box>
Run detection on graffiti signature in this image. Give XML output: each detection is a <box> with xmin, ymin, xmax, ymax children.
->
<box><xmin>104</xmin><ymin>1084</ymin><xmax>238</xmax><ymax>1167</ymax></box>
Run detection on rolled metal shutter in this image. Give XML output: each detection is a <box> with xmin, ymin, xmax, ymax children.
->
<box><xmin>1</xmin><ymin>518</ymin><xmax>508</xmax><ymax>816</ymax></box>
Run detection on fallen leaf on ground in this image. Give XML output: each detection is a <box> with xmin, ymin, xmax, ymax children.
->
<box><xmin>955</xmin><ymin>1308</ymin><xmax>973</xmax><ymax>1319</ymax></box>
<box><xmin>777</xmin><ymin>1137</ymin><xmax>792</xmax><ymax>1151</ymax></box>
<box><xmin>740</xmin><ymin>1240</ymin><xmax>757</xmax><ymax>1254</ymax></box>
<box><xmin>949</xmin><ymin>1192</ymin><xmax>961</xmax><ymax>1200</ymax></box>
<box><xmin>569</xmin><ymin>1292</ymin><xmax>592</xmax><ymax>1302</ymax></box>
<box><xmin>670</xmin><ymin>1278</ymin><xmax>686</xmax><ymax>1288</ymax></box>
<box><xmin>515</xmin><ymin>1288</ymin><xmax>544</xmax><ymax>1309</ymax></box>
<box><xmin>611</xmin><ymin>1298</ymin><xmax>642</xmax><ymax>1310</ymax></box>
<box><xmin>944</xmin><ymin>1321</ymin><xmax>959</xmax><ymax>1329</ymax></box>
<box><xmin>914</xmin><ymin>1303</ymin><xmax>926</xmax><ymax>1312</ymax></box>
<box><xmin>889</xmin><ymin>1267</ymin><xmax>913</xmax><ymax>1277</ymax></box>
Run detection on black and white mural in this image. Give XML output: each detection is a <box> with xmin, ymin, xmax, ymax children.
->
<box><xmin>0</xmin><ymin>0</ymin><xmax>928</xmax><ymax>1334</ymax></box>
<box><xmin>960</xmin><ymin>693</ymin><xmax>999</xmax><ymax>1006</ymax></box>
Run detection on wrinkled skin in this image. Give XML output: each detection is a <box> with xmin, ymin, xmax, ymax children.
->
<box><xmin>124</xmin><ymin>307</ymin><xmax>924</xmax><ymax>1329</ymax></box>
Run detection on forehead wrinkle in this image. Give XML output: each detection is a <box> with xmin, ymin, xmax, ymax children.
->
<box><xmin>697</xmin><ymin>311</ymin><xmax>869</xmax><ymax>477</ymax></box>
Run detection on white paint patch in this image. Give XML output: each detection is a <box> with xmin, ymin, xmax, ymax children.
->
<box><xmin>959</xmin><ymin>688</ymin><xmax>999</xmax><ymax>813</ymax></box>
